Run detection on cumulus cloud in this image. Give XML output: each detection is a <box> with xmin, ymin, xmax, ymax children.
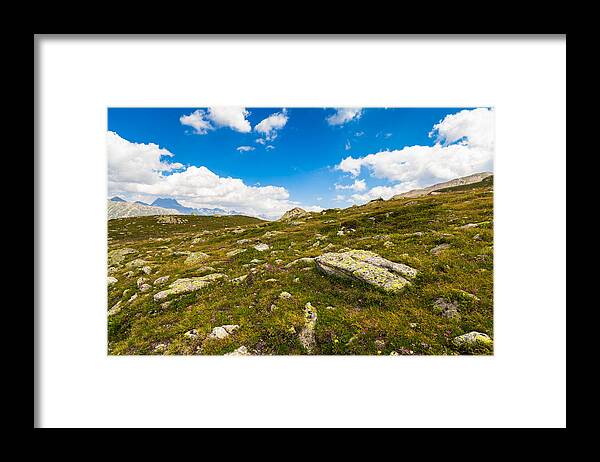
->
<box><xmin>236</xmin><ymin>146</ymin><xmax>255</xmax><ymax>152</ymax></box>
<box><xmin>255</xmin><ymin>109</ymin><xmax>288</xmax><ymax>142</ymax></box>
<box><xmin>335</xmin><ymin>179</ymin><xmax>367</xmax><ymax>192</ymax></box>
<box><xmin>326</xmin><ymin>108</ymin><xmax>363</xmax><ymax>126</ymax></box>
<box><xmin>336</xmin><ymin>108</ymin><xmax>494</xmax><ymax>204</ymax></box>
<box><xmin>180</xmin><ymin>107</ymin><xmax>251</xmax><ymax>134</ymax></box>
<box><xmin>107</xmin><ymin>131</ymin><xmax>183</xmax><ymax>186</ymax></box>
<box><xmin>337</xmin><ymin>107</ymin><xmax>493</xmax><ymax>181</ymax></box>
<box><xmin>108</xmin><ymin>131</ymin><xmax>317</xmax><ymax>219</ymax></box>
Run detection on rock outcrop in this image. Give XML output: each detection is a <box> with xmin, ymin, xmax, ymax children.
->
<box><xmin>315</xmin><ymin>250</ymin><xmax>417</xmax><ymax>292</ymax></box>
<box><xmin>153</xmin><ymin>273</ymin><xmax>226</xmax><ymax>301</ymax></box>
<box><xmin>279</xmin><ymin>207</ymin><xmax>310</xmax><ymax>221</ymax></box>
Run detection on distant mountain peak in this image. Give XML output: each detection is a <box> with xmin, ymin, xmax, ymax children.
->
<box><xmin>110</xmin><ymin>196</ymin><xmax>126</xmax><ymax>202</ymax></box>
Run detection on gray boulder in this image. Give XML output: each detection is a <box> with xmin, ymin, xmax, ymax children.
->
<box><xmin>314</xmin><ymin>250</ymin><xmax>417</xmax><ymax>292</ymax></box>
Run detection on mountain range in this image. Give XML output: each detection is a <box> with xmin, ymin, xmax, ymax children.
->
<box><xmin>108</xmin><ymin>196</ymin><xmax>244</xmax><ymax>219</ymax></box>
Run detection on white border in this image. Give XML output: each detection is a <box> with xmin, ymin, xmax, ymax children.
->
<box><xmin>36</xmin><ymin>36</ymin><xmax>566</xmax><ymax>428</ymax></box>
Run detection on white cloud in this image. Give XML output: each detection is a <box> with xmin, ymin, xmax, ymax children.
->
<box><xmin>266</xmin><ymin>145</ymin><xmax>275</xmax><ymax>150</ymax></box>
<box><xmin>107</xmin><ymin>131</ymin><xmax>183</xmax><ymax>187</ymax></box>
<box><xmin>255</xmin><ymin>109</ymin><xmax>288</xmax><ymax>142</ymax></box>
<box><xmin>335</xmin><ymin>179</ymin><xmax>367</xmax><ymax>192</ymax></box>
<box><xmin>326</xmin><ymin>108</ymin><xmax>363</xmax><ymax>126</ymax></box>
<box><xmin>337</xmin><ymin>107</ymin><xmax>493</xmax><ymax>183</ymax></box>
<box><xmin>337</xmin><ymin>108</ymin><xmax>494</xmax><ymax>205</ymax></box>
<box><xmin>255</xmin><ymin>138</ymin><xmax>266</xmax><ymax>145</ymax></box>
<box><xmin>345</xmin><ymin>140</ymin><xmax>351</xmax><ymax>150</ymax></box>
<box><xmin>236</xmin><ymin>146</ymin><xmax>255</xmax><ymax>152</ymax></box>
<box><xmin>108</xmin><ymin>131</ymin><xmax>317</xmax><ymax>219</ymax></box>
<box><xmin>180</xmin><ymin>107</ymin><xmax>251</xmax><ymax>134</ymax></box>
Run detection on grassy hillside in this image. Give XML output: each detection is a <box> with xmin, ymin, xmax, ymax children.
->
<box><xmin>107</xmin><ymin>181</ymin><xmax>493</xmax><ymax>355</ymax></box>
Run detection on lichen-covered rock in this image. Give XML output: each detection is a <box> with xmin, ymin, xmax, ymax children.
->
<box><xmin>107</xmin><ymin>276</ymin><xmax>118</xmax><ymax>286</ymax></box>
<box><xmin>139</xmin><ymin>283</ymin><xmax>152</xmax><ymax>293</ymax></box>
<box><xmin>432</xmin><ymin>298</ymin><xmax>460</xmax><ymax>319</ymax></box>
<box><xmin>299</xmin><ymin>302</ymin><xmax>317</xmax><ymax>353</ymax></box>
<box><xmin>141</xmin><ymin>266</ymin><xmax>152</xmax><ymax>275</ymax></box>
<box><xmin>184</xmin><ymin>252</ymin><xmax>210</xmax><ymax>265</ymax></box>
<box><xmin>125</xmin><ymin>258</ymin><xmax>148</xmax><ymax>269</ymax></box>
<box><xmin>279</xmin><ymin>291</ymin><xmax>292</xmax><ymax>299</ymax></box>
<box><xmin>153</xmin><ymin>275</ymin><xmax>170</xmax><ymax>286</ymax></box>
<box><xmin>254</xmin><ymin>243</ymin><xmax>270</xmax><ymax>252</ymax></box>
<box><xmin>284</xmin><ymin>257</ymin><xmax>314</xmax><ymax>268</ymax></box>
<box><xmin>452</xmin><ymin>331</ymin><xmax>493</xmax><ymax>349</ymax></box>
<box><xmin>279</xmin><ymin>207</ymin><xmax>309</xmax><ymax>221</ymax></box>
<box><xmin>153</xmin><ymin>273</ymin><xmax>226</xmax><ymax>301</ymax></box>
<box><xmin>430</xmin><ymin>243</ymin><xmax>451</xmax><ymax>255</ymax></box>
<box><xmin>208</xmin><ymin>324</ymin><xmax>240</xmax><ymax>340</ymax></box>
<box><xmin>314</xmin><ymin>250</ymin><xmax>417</xmax><ymax>292</ymax></box>
<box><xmin>108</xmin><ymin>247</ymin><xmax>137</xmax><ymax>266</ymax></box>
<box><xmin>232</xmin><ymin>274</ymin><xmax>248</xmax><ymax>284</ymax></box>
<box><xmin>108</xmin><ymin>301</ymin><xmax>122</xmax><ymax>316</ymax></box>
<box><xmin>227</xmin><ymin>248</ymin><xmax>247</xmax><ymax>257</ymax></box>
<box><xmin>225</xmin><ymin>345</ymin><xmax>251</xmax><ymax>356</ymax></box>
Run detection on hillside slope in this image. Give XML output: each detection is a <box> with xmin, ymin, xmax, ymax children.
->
<box><xmin>107</xmin><ymin>200</ymin><xmax>182</xmax><ymax>220</ymax></box>
<box><xmin>107</xmin><ymin>178</ymin><xmax>493</xmax><ymax>356</ymax></box>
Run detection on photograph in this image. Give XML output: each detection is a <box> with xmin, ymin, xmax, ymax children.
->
<box><xmin>107</xmin><ymin>106</ymin><xmax>494</xmax><ymax>356</ymax></box>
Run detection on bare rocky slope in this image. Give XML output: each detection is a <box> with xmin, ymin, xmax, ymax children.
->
<box><xmin>107</xmin><ymin>200</ymin><xmax>182</xmax><ymax>220</ymax></box>
<box><xmin>391</xmin><ymin>172</ymin><xmax>493</xmax><ymax>200</ymax></box>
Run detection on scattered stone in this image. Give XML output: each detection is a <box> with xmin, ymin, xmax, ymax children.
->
<box><xmin>389</xmin><ymin>351</ymin><xmax>398</xmax><ymax>356</ymax></box>
<box><xmin>375</xmin><ymin>339</ymin><xmax>386</xmax><ymax>350</ymax></box>
<box><xmin>299</xmin><ymin>302</ymin><xmax>318</xmax><ymax>353</ymax></box>
<box><xmin>432</xmin><ymin>298</ymin><xmax>460</xmax><ymax>319</ymax></box>
<box><xmin>141</xmin><ymin>266</ymin><xmax>152</xmax><ymax>275</ymax></box>
<box><xmin>107</xmin><ymin>276</ymin><xmax>118</xmax><ymax>286</ymax></box>
<box><xmin>184</xmin><ymin>329</ymin><xmax>198</xmax><ymax>339</ymax></box>
<box><xmin>154</xmin><ymin>273</ymin><xmax>226</xmax><ymax>301</ymax></box>
<box><xmin>275</xmin><ymin>259</ymin><xmax>284</xmax><ymax>265</ymax></box>
<box><xmin>128</xmin><ymin>293</ymin><xmax>138</xmax><ymax>302</ymax></box>
<box><xmin>156</xmin><ymin>215</ymin><xmax>187</xmax><ymax>224</ymax></box>
<box><xmin>250</xmin><ymin>259</ymin><xmax>264</xmax><ymax>264</ymax></box>
<box><xmin>227</xmin><ymin>248</ymin><xmax>247</xmax><ymax>258</ymax></box>
<box><xmin>265</xmin><ymin>278</ymin><xmax>278</xmax><ymax>283</ymax></box>
<box><xmin>293</xmin><ymin>277</ymin><xmax>300</xmax><ymax>283</ymax></box>
<box><xmin>254</xmin><ymin>243</ymin><xmax>270</xmax><ymax>252</ymax></box>
<box><xmin>184</xmin><ymin>252</ymin><xmax>210</xmax><ymax>265</ymax></box>
<box><xmin>107</xmin><ymin>301</ymin><xmax>122</xmax><ymax>316</ymax></box>
<box><xmin>337</xmin><ymin>230</ymin><xmax>345</xmax><ymax>236</ymax></box>
<box><xmin>323</xmin><ymin>220</ymin><xmax>336</xmax><ymax>224</ymax></box>
<box><xmin>136</xmin><ymin>277</ymin><xmax>147</xmax><ymax>288</ymax></box>
<box><xmin>409</xmin><ymin>323</ymin><xmax>418</xmax><ymax>328</ymax></box>
<box><xmin>314</xmin><ymin>250</ymin><xmax>417</xmax><ymax>292</ymax></box>
<box><xmin>196</xmin><ymin>266</ymin><xmax>217</xmax><ymax>275</ymax></box>
<box><xmin>232</xmin><ymin>274</ymin><xmax>248</xmax><ymax>284</ymax></box>
<box><xmin>325</xmin><ymin>306</ymin><xmax>334</xmax><ymax>310</ymax></box>
<box><xmin>270</xmin><ymin>304</ymin><xmax>277</xmax><ymax>312</ymax></box>
<box><xmin>160</xmin><ymin>301</ymin><xmax>172</xmax><ymax>309</ymax></box>
<box><xmin>139</xmin><ymin>284</ymin><xmax>152</xmax><ymax>293</ymax></box>
<box><xmin>126</xmin><ymin>259</ymin><xmax>147</xmax><ymax>269</ymax></box>
<box><xmin>208</xmin><ymin>324</ymin><xmax>240</xmax><ymax>340</ymax></box>
<box><xmin>279</xmin><ymin>291</ymin><xmax>292</xmax><ymax>299</ymax></box>
<box><xmin>225</xmin><ymin>346</ymin><xmax>251</xmax><ymax>356</ymax></box>
<box><xmin>262</xmin><ymin>230</ymin><xmax>284</xmax><ymax>238</ymax></box>
<box><xmin>454</xmin><ymin>289</ymin><xmax>481</xmax><ymax>302</ymax></box>
<box><xmin>154</xmin><ymin>343</ymin><xmax>168</xmax><ymax>353</ymax></box>
<box><xmin>191</xmin><ymin>237</ymin><xmax>206</xmax><ymax>244</ymax></box>
<box><xmin>108</xmin><ymin>247</ymin><xmax>137</xmax><ymax>265</ymax></box>
<box><xmin>322</xmin><ymin>243</ymin><xmax>336</xmax><ymax>251</ymax></box>
<box><xmin>430</xmin><ymin>243</ymin><xmax>451</xmax><ymax>255</ymax></box>
<box><xmin>154</xmin><ymin>276</ymin><xmax>170</xmax><ymax>286</ymax></box>
<box><xmin>452</xmin><ymin>331</ymin><xmax>493</xmax><ymax>349</ymax></box>
<box><xmin>383</xmin><ymin>241</ymin><xmax>395</xmax><ymax>248</ymax></box>
<box><xmin>236</xmin><ymin>238</ymin><xmax>253</xmax><ymax>245</ymax></box>
<box><xmin>473</xmin><ymin>234</ymin><xmax>482</xmax><ymax>240</ymax></box>
<box><xmin>284</xmin><ymin>257</ymin><xmax>314</xmax><ymax>268</ymax></box>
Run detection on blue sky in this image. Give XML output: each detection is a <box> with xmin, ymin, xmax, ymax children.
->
<box><xmin>107</xmin><ymin>107</ymin><xmax>494</xmax><ymax>219</ymax></box>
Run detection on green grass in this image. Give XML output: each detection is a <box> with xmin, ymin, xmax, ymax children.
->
<box><xmin>107</xmin><ymin>181</ymin><xmax>493</xmax><ymax>356</ymax></box>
